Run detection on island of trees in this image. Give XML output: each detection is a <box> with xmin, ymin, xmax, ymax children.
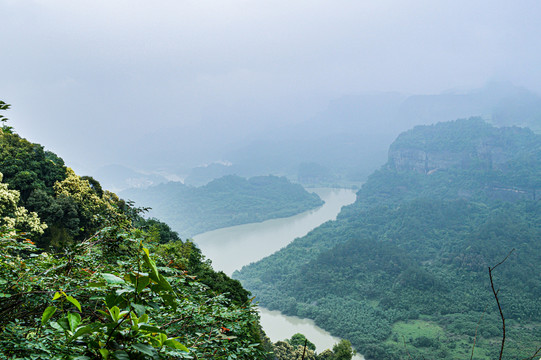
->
<box><xmin>121</xmin><ymin>175</ymin><xmax>324</xmax><ymax>238</ymax></box>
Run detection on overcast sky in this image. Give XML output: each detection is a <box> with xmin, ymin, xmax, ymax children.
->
<box><xmin>2</xmin><ymin>0</ymin><xmax>541</xmax><ymax>174</ymax></box>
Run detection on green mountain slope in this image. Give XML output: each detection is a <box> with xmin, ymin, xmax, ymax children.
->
<box><xmin>0</xmin><ymin>102</ymin><xmax>271</xmax><ymax>359</ymax></box>
<box><xmin>235</xmin><ymin>118</ymin><xmax>541</xmax><ymax>360</ymax></box>
<box><xmin>121</xmin><ymin>175</ymin><xmax>324</xmax><ymax>238</ymax></box>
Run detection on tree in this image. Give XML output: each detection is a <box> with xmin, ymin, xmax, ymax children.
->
<box><xmin>0</xmin><ymin>101</ymin><xmax>12</xmax><ymax>133</ymax></box>
<box><xmin>288</xmin><ymin>333</ymin><xmax>316</xmax><ymax>351</ymax></box>
<box><xmin>332</xmin><ymin>339</ymin><xmax>355</xmax><ymax>360</ymax></box>
<box><xmin>0</xmin><ymin>172</ymin><xmax>46</xmax><ymax>236</ymax></box>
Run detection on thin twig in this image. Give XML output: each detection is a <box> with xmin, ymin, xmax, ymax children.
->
<box><xmin>489</xmin><ymin>249</ymin><xmax>515</xmax><ymax>360</ymax></box>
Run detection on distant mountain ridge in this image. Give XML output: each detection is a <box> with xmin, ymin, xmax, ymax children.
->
<box><xmin>121</xmin><ymin>175</ymin><xmax>324</xmax><ymax>238</ymax></box>
<box><xmin>235</xmin><ymin>118</ymin><xmax>541</xmax><ymax>359</ymax></box>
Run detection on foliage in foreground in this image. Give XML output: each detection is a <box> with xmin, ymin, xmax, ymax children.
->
<box><xmin>0</xmin><ymin>224</ymin><xmax>267</xmax><ymax>359</ymax></box>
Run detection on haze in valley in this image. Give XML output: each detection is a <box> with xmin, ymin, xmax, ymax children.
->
<box><xmin>2</xmin><ymin>0</ymin><xmax>541</xmax><ymax>189</ymax></box>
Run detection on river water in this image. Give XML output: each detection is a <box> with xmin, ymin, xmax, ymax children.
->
<box><xmin>193</xmin><ymin>188</ymin><xmax>364</xmax><ymax>359</ymax></box>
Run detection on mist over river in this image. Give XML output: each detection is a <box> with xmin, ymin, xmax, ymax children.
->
<box><xmin>194</xmin><ymin>188</ymin><xmax>364</xmax><ymax>359</ymax></box>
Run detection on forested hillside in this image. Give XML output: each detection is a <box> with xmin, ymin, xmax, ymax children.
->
<box><xmin>121</xmin><ymin>175</ymin><xmax>323</xmax><ymax>238</ymax></box>
<box><xmin>235</xmin><ymin>118</ymin><xmax>541</xmax><ymax>359</ymax></box>
<box><xmin>0</xmin><ymin>102</ymin><xmax>271</xmax><ymax>359</ymax></box>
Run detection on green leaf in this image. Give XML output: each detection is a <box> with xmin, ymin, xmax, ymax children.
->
<box><xmin>131</xmin><ymin>303</ymin><xmax>146</xmax><ymax>317</ymax></box>
<box><xmin>138</xmin><ymin>313</ymin><xmax>149</xmax><ymax>324</ymax></box>
<box><xmin>142</xmin><ymin>248</ymin><xmax>160</xmax><ymax>282</ymax></box>
<box><xmin>102</xmin><ymin>273</ymin><xmax>125</xmax><ymax>284</ymax></box>
<box><xmin>52</xmin><ymin>292</ymin><xmax>63</xmax><ymax>300</ymax></box>
<box><xmin>99</xmin><ymin>348</ymin><xmax>109</xmax><ymax>359</ymax></box>
<box><xmin>132</xmin><ymin>343</ymin><xmax>156</xmax><ymax>357</ymax></box>
<box><xmin>109</xmin><ymin>306</ymin><xmax>120</xmax><ymax>322</ymax></box>
<box><xmin>66</xmin><ymin>295</ymin><xmax>82</xmax><ymax>312</ymax></box>
<box><xmin>136</xmin><ymin>276</ymin><xmax>151</xmax><ymax>293</ymax></box>
<box><xmin>67</xmin><ymin>312</ymin><xmax>82</xmax><ymax>332</ymax></box>
<box><xmin>139</xmin><ymin>324</ymin><xmax>166</xmax><ymax>334</ymax></box>
<box><xmin>157</xmin><ymin>274</ymin><xmax>174</xmax><ymax>292</ymax></box>
<box><xmin>112</xmin><ymin>350</ymin><xmax>130</xmax><ymax>360</ymax></box>
<box><xmin>58</xmin><ymin>317</ymin><xmax>70</xmax><ymax>331</ymax></box>
<box><xmin>41</xmin><ymin>306</ymin><xmax>57</xmax><ymax>326</ymax></box>
<box><xmin>68</xmin><ymin>324</ymin><xmax>96</xmax><ymax>343</ymax></box>
<box><xmin>50</xmin><ymin>321</ymin><xmax>63</xmax><ymax>331</ymax></box>
<box><xmin>164</xmin><ymin>339</ymin><xmax>189</xmax><ymax>352</ymax></box>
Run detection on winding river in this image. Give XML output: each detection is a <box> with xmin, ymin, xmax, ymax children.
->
<box><xmin>193</xmin><ymin>188</ymin><xmax>364</xmax><ymax>359</ymax></box>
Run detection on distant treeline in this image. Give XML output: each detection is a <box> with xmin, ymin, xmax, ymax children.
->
<box><xmin>121</xmin><ymin>175</ymin><xmax>323</xmax><ymax>238</ymax></box>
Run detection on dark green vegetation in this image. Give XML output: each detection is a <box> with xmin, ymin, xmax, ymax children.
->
<box><xmin>235</xmin><ymin>118</ymin><xmax>541</xmax><ymax>359</ymax></box>
<box><xmin>0</xmin><ymin>103</ymin><xmax>270</xmax><ymax>359</ymax></box>
<box><xmin>271</xmin><ymin>334</ymin><xmax>354</xmax><ymax>360</ymax></box>
<box><xmin>121</xmin><ymin>175</ymin><xmax>323</xmax><ymax>238</ymax></box>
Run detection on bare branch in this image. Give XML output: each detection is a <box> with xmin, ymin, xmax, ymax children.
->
<box><xmin>489</xmin><ymin>249</ymin><xmax>515</xmax><ymax>360</ymax></box>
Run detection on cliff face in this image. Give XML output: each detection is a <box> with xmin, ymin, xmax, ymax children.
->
<box><xmin>388</xmin><ymin>139</ymin><xmax>511</xmax><ymax>174</ymax></box>
<box><xmin>385</xmin><ymin>118</ymin><xmax>541</xmax><ymax>201</ymax></box>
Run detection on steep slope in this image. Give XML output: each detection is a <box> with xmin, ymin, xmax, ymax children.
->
<box><xmin>235</xmin><ymin>118</ymin><xmax>541</xmax><ymax>360</ymax></box>
<box><xmin>0</xmin><ymin>103</ymin><xmax>270</xmax><ymax>359</ymax></box>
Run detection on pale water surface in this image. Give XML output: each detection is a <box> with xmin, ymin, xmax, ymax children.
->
<box><xmin>193</xmin><ymin>188</ymin><xmax>364</xmax><ymax>359</ymax></box>
<box><xmin>194</xmin><ymin>188</ymin><xmax>356</xmax><ymax>276</ymax></box>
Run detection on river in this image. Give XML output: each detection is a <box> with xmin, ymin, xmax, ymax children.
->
<box><xmin>193</xmin><ymin>188</ymin><xmax>364</xmax><ymax>359</ymax></box>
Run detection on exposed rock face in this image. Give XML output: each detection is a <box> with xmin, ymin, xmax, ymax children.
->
<box><xmin>388</xmin><ymin>139</ymin><xmax>511</xmax><ymax>174</ymax></box>
<box><xmin>385</xmin><ymin>118</ymin><xmax>541</xmax><ymax>201</ymax></box>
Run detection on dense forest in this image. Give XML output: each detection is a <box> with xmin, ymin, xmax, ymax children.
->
<box><xmin>121</xmin><ymin>175</ymin><xmax>323</xmax><ymax>238</ymax></box>
<box><xmin>235</xmin><ymin>118</ymin><xmax>541</xmax><ymax>359</ymax></box>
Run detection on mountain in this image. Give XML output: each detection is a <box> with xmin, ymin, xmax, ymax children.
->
<box><xmin>226</xmin><ymin>82</ymin><xmax>541</xmax><ymax>187</ymax></box>
<box><xmin>121</xmin><ymin>175</ymin><xmax>324</xmax><ymax>238</ymax></box>
<box><xmin>234</xmin><ymin>118</ymin><xmax>541</xmax><ymax>360</ymax></box>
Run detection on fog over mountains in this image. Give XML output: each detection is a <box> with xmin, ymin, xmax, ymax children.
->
<box><xmin>93</xmin><ymin>82</ymin><xmax>541</xmax><ymax>190</ymax></box>
<box><xmin>3</xmin><ymin>1</ymin><xmax>541</xmax><ymax>189</ymax></box>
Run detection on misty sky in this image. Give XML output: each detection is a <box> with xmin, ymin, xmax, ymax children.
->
<box><xmin>2</xmin><ymin>0</ymin><xmax>541</xmax><ymax>175</ymax></box>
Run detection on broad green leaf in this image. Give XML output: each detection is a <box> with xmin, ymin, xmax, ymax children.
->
<box><xmin>136</xmin><ymin>276</ymin><xmax>151</xmax><ymax>293</ymax></box>
<box><xmin>142</xmin><ymin>248</ymin><xmax>160</xmax><ymax>282</ymax></box>
<box><xmin>66</xmin><ymin>295</ymin><xmax>82</xmax><ymax>312</ymax></box>
<box><xmin>99</xmin><ymin>348</ymin><xmax>109</xmax><ymax>359</ymax></box>
<box><xmin>164</xmin><ymin>339</ymin><xmax>189</xmax><ymax>352</ymax></box>
<box><xmin>68</xmin><ymin>324</ymin><xmax>96</xmax><ymax>343</ymax></box>
<box><xmin>58</xmin><ymin>317</ymin><xmax>70</xmax><ymax>331</ymax></box>
<box><xmin>132</xmin><ymin>343</ymin><xmax>156</xmax><ymax>357</ymax></box>
<box><xmin>139</xmin><ymin>324</ymin><xmax>165</xmax><ymax>334</ymax></box>
<box><xmin>112</xmin><ymin>350</ymin><xmax>130</xmax><ymax>360</ymax></box>
<box><xmin>138</xmin><ymin>313</ymin><xmax>149</xmax><ymax>324</ymax></box>
<box><xmin>50</xmin><ymin>321</ymin><xmax>63</xmax><ymax>331</ymax></box>
<box><xmin>157</xmin><ymin>274</ymin><xmax>174</xmax><ymax>292</ymax></box>
<box><xmin>0</xmin><ymin>278</ymin><xmax>7</xmax><ymax>285</ymax></box>
<box><xmin>67</xmin><ymin>312</ymin><xmax>82</xmax><ymax>332</ymax></box>
<box><xmin>41</xmin><ymin>306</ymin><xmax>57</xmax><ymax>326</ymax></box>
<box><xmin>131</xmin><ymin>303</ymin><xmax>146</xmax><ymax>317</ymax></box>
<box><xmin>109</xmin><ymin>306</ymin><xmax>120</xmax><ymax>322</ymax></box>
<box><xmin>52</xmin><ymin>292</ymin><xmax>62</xmax><ymax>300</ymax></box>
<box><xmin>102</xmin><ymin>273</ymin><xmax>125</xmax><ymax>284</ymax></box>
